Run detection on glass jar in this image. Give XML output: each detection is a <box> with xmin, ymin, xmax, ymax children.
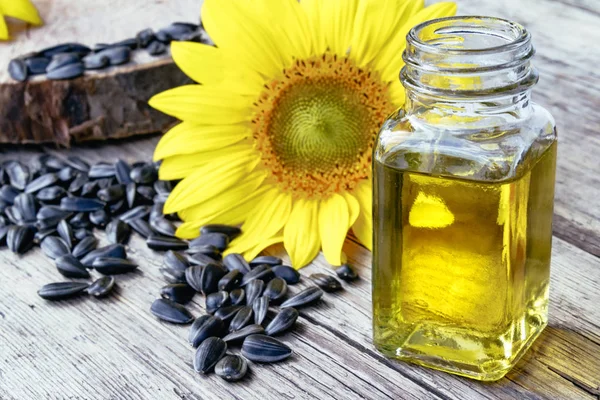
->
<box><xmin>372</xmin><ymin>16</ymin><xmax>557</xmax><ymax>381</ymax></box>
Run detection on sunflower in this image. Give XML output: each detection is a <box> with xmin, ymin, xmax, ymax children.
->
<box><xmin>0</xmin><ymin>0</ymin><xmax>42</xmax><ymax>40</ymax></box>
<box><xmin>150</xmin><ymin>0</ymin><xmax>456</xmax><ymax>268</ymax></box>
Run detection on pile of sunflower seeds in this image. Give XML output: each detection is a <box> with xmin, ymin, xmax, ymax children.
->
<box><xmin>0</xmin><ymin>154</ymin><xmax>360</xmax><ymax>382</ymax></box>
<box><xmin>8</xmin><ymin>21</ymin><xmax>210</xmax><ymax>82</ymax></box>
<box><xmin>0</xmin><ymin>155</ymin><xmax>185</xmax><ymax>300</ymax></box>
<box><xmin>152</xmin><ymin>242</ymin><xmax>358</xmax><ymax>381</ymax></box>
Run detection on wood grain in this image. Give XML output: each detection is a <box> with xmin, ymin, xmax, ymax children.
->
<box><xmin>0</xmin><ymin>0</ymin><xmax>599</xmax><ymax>399</ymax></box>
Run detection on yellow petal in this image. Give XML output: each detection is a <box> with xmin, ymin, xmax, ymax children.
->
<box><xmin>164</xmin><ymin>153</ymin><xmax>260</xmax><ymax>213</ymax></box>
<box><xmin>154</xmin><ymin>121</ymin><xmax>250</xmax><ymax>161</ymax></box>
<box><xmin>0</xmin><ymin>15</ymin><xmax>8</xmax><ymax>40</ymax></box>
<box><xmin>178</xmin><ymin>171</ymin><xmax>268</xmax><ymax>221</ymax></box>
<box><xmin>0</xmin><ymin>0</ymin><xmax>42</xmax><ymax>25</ymax></box>
<box><xmin>318</xmin><ymin>193</ymin><xmax>349</xmax><ymax>266</ymax></box>
<box><xmin>148</xmin><ymin>85</ymin><xmax>252</xmax><ymax>125</ymax></box>
<box><xmin>170</xmin><ymin>42</ymin><xmax>264</xmax><ymax>94</ymax></box>
<box><xmin>374</xmin><ymin>2</ymin><xmax>457</xmax><ymax>82</ymax></box>
<box><xmin>226</xmin><ymin>188</ymin><xmax>292</xmax><ymax>255</ymax></box>
<box><xmin>301</xmin><ymin>0</ymin><xmax>359</xmax><ymax>56</ymax></box>
<box><xmin>243</xmin><ymin>234</ymin><xmax>284</xmax><ymax>262</ymax></box>
<box><xmin>352</xmin><ymin>179</ymin><xmax>373</xmax><ymax>250</ymax></box>
<box><xmin>251</xmin><ymin>0</ymin><xmax>313</xmax><ymax>62</ymax></box>
<box><xmin>202</xmin><ymin>0</ymin><xmax>285</xmax><ymax>77</ymax></box>
<box><xmin>284</xmin><ymin>199</ymin><xmax>320</xmax><ymax>269</ymax></box>
<box><xmin>349</xmin><ymin>0</ymin><xmax>417</xmax><ymax>67</ymax></box>
<box><xmin>176</xmin><ymin>185</ymin><xmax>268</xmax><ymax>239</ymax></box>
<box><xmin>342</xmin><ymin>192</ymin><xmax>360</xmax><ymax>230</ymax></box>
<box><xmin>158</xmin><ymin>143</ymin><xmax>256</xmax><ymax>181</ymax></box>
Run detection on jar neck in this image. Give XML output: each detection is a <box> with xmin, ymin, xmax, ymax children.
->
<box><xmin>400</xmin><ymin>16</ymin><xmax>538</xmax><ymax>124</ymax></box>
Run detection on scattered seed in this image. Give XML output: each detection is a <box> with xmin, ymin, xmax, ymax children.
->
<box><xmin>218</xmin><ymin>269</ymin><xmax>242</xmax><ymax>292</ymax></box>
<box><xmin>194</xmin><ymin>337</ymin><xmax>227</xmax><ymax>374</ymax></box>
<box><xmin>250</xmin><ymin>256</ymin><xmax>282</xmax><ymax>268</ymax></box>
<box><xmin>272</xmin><ymin>265</ymin><xmax>301</xmax><ymax>285</ymax></box>
<box><xmin>8</xmin><ymin>59</ymin><xmax>28</xmax><ymax>81</ymax></box>
<box><xmin>160</xmin><ymin>283</ymin><xmax>196</xmax><ymax>304</ymax></box>
<box><xmin>206</xmin><ymin>291</ymin><xmax>230</xmax><ymax>314</ymax></box>
<box><xmin>7</xmin><ymin>225</ymin><xmax>34</xmax><ymax>254</ymax></box>
<box><xmin>252</xmin><ymin>296</ymin><xmax>269</xmax><ymax>325</ymax></box>
<box><xmin>229</xmin><ymin>288</ymin><xmax>245</xmax><ymax>306</ymax></box>
<box><xmin>150</xmin><ymin>298</ymin><xmax>194</xmax><ymax>324</ymax></box>
<box><xmin>24</xmin><ymin>56</ymin><xmax>51</xmax><ymax>75</ymax></box>
<box><xmin>72</xmin><ymin>236</ymin><xmax>98</xmax><ymax>259</ymax></box>
<box><xmin>136</xmin><ymin>28</ymin><xmax>155</xmax><ymax>48</ymax></box>
<box><xmin>149</xmin><ymin>216</ymin><xmax>176</xmax><ymax>237</ymax></box>
<box><xmin>56</xmin><ymin>254</ymin><xmax>90</xmax><ymax>278</ymax></box>
<box><xmin>335</xmin><ymin>264</ymin><xmax>358</xmax><ymax>282</ymax></box>
<box><xmin>240</xmin><ymin>264</ymin><xmax>274</xmax><ymax>287</ymax></box>
<box><xmin>245</xmin><ymin>279</ymin><xmax>265</xmax><ymax>305</ymax></box>
<box><xmin>222</xmin><ymin>324</ymin><xmax>265</xmax><ymax>343</ymax></box>
<box><xmin>47</xmin><ymin>62</ymin><xmax>85</xmax><ymax>80</ymax></box>
<box><xmin>128</xmin><ymin>218</ymin><xmax>154</xmax><ymax>238</ymax></box>
<box><xmin>86</xmin><ymin>276</ymin><xmax>116</xmax><ymax>297</ymax></box>
<box><xmin>147</xmin><ymin>234</ymin><xmax>188</xmax><ymax>251</ymax></box>
<box><xmin>80</xmin><ymin>244</ymin><xmax>126</xmax><ymax>267</ymax></box>
<box><xmin>309</xmin><ymin>273</ymin><xmax>343</xmax><ymax>292</ymax></box>
<box><xmin>229</xmin><ymin>306</ymin><xmax>253</xmax><ymax>332</ymax></box>
<box><xmin>215</xmin><ymin>355</ymin><xmax>248</xmax><ymax>382</ymax></box>
<box><xmin>38</xmin><ymin>281</ymin><xmax>90</xmax><ymax>300</ymax></box>
<box><xmin>213</xmin><ymin>305</ymin><xmax>243</xmax><ymax>323</ymax></box>
<box><xmin>265</xmin><ymin>308</ymin><xmax>298</xmax><ymax>336</ymax></box>
<box><xmin>92</xmin><ymin>257</ymin><xmax>138</xmax><ymax>275</ymax></box>
<box><xmin>25</xmin><ymin>173</ymin><xmax>58</xmax><ymax>194</ymax></box>
<box><xmin>60</xmin><ymin>197</ymin><xmax>105</xmax><ymax>212</ymax></box>
<box><xmin>241</xmin><ymin>335</ymin><xmax>292</xmax><ymax>363</ymax></box>
<box><xmin>106</xmin><ymin>219</ymin><xmax>131</xmax><ymax>244</ymax></box>
<box><xmin>189</xmin><ymin>315</ymin><xmax>224</xmax><ymax>348</ymax></box>
<box><xmin>41</xmin><ymin>236</ymin><xmax>70</xmax><ymax>259</ymax></box>
<box><xmin>147</xmin><ymin>40</ymin><xmax>166</xmax><ymax>55</ymax></box>
<box><xmin>200</xmin><ymin>224</ymin><xmax>242</xmax><ymax>240</ymax></box>
<box><xmin>190</xmin><ymin>232</ymin><xmax>229</xmax><ymax>252</ymax></box>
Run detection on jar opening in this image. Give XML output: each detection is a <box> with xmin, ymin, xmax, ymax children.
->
<box><xmin>401</xmin><ymin>16</ymin><xmax>538</xmax><ymax>97</ymax></box>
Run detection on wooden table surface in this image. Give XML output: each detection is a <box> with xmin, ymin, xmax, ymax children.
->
<box><xmin>1</xmin><ymin>0</ymin><xmax>599</xmax><ymax>399</ymax></box>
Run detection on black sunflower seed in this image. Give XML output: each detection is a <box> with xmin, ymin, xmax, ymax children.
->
<box><xmin>33</xmin><ymin>228</ymin><xmax>55</xmax><ymax>244</ymax></box>
<box><xmin>80</xmin><ymin>181</ymin><xmax>99</xmax><ymax>198</ymax></box>
<box><xmin>5</xmin><ymin>206</ymin><xmax>24</xmax><ymax>226</ymax></box>
<box><xmin>163</xmin><ymin>250</ymin><xmax>189</xmax><ymax>273</ymax></box>
<box><xmin>179</xmin><ymin>31</ymin><xmax>204</xmax><ymax>42</ymax></box>
<box><xmin>80</xmin><ymin>244</ymin><xmax>126</xmax><ymax>266</ymax></box>
<box><xmin>92</xmin><ymin>257</ymin><xmax>138</xmax><ymax>275</ymax></box>
<box><xmin>72</xmin><ymin>236</ymin><xmax>98</xmax><ymax>259</ymax></box>
<box><xmin>130</xmin><ymin>164</ymin><xmax>157</xmax><ymax>184</ymax></box>
<box><xmin>73</xmin><ymin>228</ymin><xmax>93</xmax><ymax>241</ymax></box>
<box><xmin>56</xmin><ymin>254</ymin><xmax>90</xmax><ymax>278</ymax></box>
<box><xmin>89</xmin><ymin>163</ymin><xmax>116</xmax><ymax>179</ymax></box>
<box><xmin>149</xmin><ymin>216</ymin><xmax>176</xmax><ymax>237</ymax></box>
<box><xmin>280</xmin><ymin>287</ymin><xmax>324</xmax><ymax>308</ymax></box>
<box><xmin>128</xmin><ymin>218</ymin><xmax>153</xmax><ymax>238</ymax></box>
<box><xmin>114</xmin><ymin>160</ymin><xmax>132</xmax><ymax>184</ymax></box>
<box><xmin>57</xmin><ymin>166</ymin><xmax>77</xmax><ymax>183</ymax></box>
<box><xmin>8</xmin><ymin>59</ymin><xmax>28</xmax><ymax>81</ymax></box>
<box><xmin>310</xmin><ymin>273</ymin><xmax>343</xmax><ymax>292</ymax></box>
<box><xmin>335</xmin><ymin>264</ymin><xmax>359</xmax><ymax>281</ymax></box>
<box><xmin>241</xmin><ymin>335</ymin><xmax>292</xmax><ymax>363</ymax></box>
<box><xmin>147</xmin><ymin>40</ymin><xmax>167</xmax><ymax>56</ymax></box>
<box><xmin>36</xmin><ymin>186</ymin><xmax>66</xmax><ymax>202</ymax></box>
<box><xmin>223</xmin><ymin>253</ymin><xmax>251</xmax><ymax>274</ymax></box>
<box><xmin>199</xmin><ymin>263</ymin><xmax>227</xmax><ymax>295</ymax></box>
<box><xmin>41</xmin><ymin>236</ymin><xmax>70</xmax><ymax>259</ymax></box>
<box><xmin>186</xmin><ymin>244</ymin><xmax>221</xmax><ymax>259</ymax></box>
<box><xmin>86</xmin><ymin>276</ymin><xmax>115</xmax><ymax>297</ymax></box>
<box><xmin>160</xmin><ymin>266</ymin><xmax>186</xmax><ymax>283</ymax></box>
<box><xmin>213</xmin><ymin>305</ymin><xmax>243</xmax><ymax>323</ymax></box>
<box><xmin>200</xmin><ymin>224</ymin><xmax>242</xmax><ymax>240</ymax></box>
<box><xmin>136</xmin><ymin>185</ymin><xmax>156</xmax><ymax>203</ymax></box>
<box><xmin>125</xmin><ymin>183</ymin><xmax>137</xmax><ymax>209</ymax></box>
<box><xmin>190</xmin><ymin>232</ymin><xmax>229</xmax><ymax>252</ymax></box>
<box><xmin>160</xmin><ymin>283</ymin><xmax>196</xmax><ymax>304</ymax></box>
<box><xmin>6</xmin><ymin>161</ymin><xmax>29</xmax><ymax>190</ymax></box>
<box><xmin>14</xmin><ymin>193</ymin><xmax>38</xmax><ymax>222</ymax></box>
<box><xmin>206</xmin><ymin>291</ymin><xmax>230</xmax><ymax>314</ymax></box>
<box><xmin>252</xmin><ymin>296</ymin><xmax>269</xmax><ymax>325</ymax></box>
<box><xmin>108</xmin><ymin>199</ymin><xmax>126</xmax><ymax>215</ymax></box>
<box><xmin>47</xmin><ymin>62</ymin><xmax>85</xmax><ymax>80</ymax></box>
<box><xmin>240</xmin><ymin>265</ymin><xmax>274</xmax><ymax>287</ymax></box>
<box><xmin>119</xmin><ymin>205</ymin><xmax>150</xmax><ymax>222</ymax></box>
<box><xmin>149</xmin><ymin>201</ymin><xmax>164</xmax><ymax>221</ymax></box>
<box><xmin>40</xmin><ymin>155</ymin><xmax>67</xmax><ymax>171</ymax></box>
<box><xmin>7</xmin><ymin>225</ymin><xmax>34</xmax><ymax>254</ymax></box>
<box><xmin>194</xmin><ymin>337</ymin><xmax>227</xmax><ymax>374</ymax></box>
<box><xmin>64</xmin><ymin>156</ymin><xmax>90</xmax><ymax>173</ymax></box>
<box><xmin>25</xmin><ymin>173</ymin><xmax>58</xmax><ymax>194</ymax></box>
<box><xmin>46</xmin><ymin>53</ymin><xmax>81</xmax><ymax>71</ymax></box>
<box><xmin>97</xmin><ymin>184</ymin><xmax>125</xmax><ymax>203</ymax></box>
<box><xmin>155</xmin><ymin>29</ymin><xmax>172</xmax><ymax>43</ymax></box>
<box><xmin>229</xmin><ymin>306</ymin><xmax>253</xmax><ymax>332</ymax></box>
<box><xmin>68</xmin><ymin>173</ymin><xmax>88</xmax><ymax>194</ymax></box>
<box><xmin>218</xmin><ymin>269</ymin><xmax>242</xmax><ymax>292</ymax></box>
<box><xmin>89</xmin><ymin>209</ymin><xmax>109</xmax><ymax>228</ymax></box>
<box><xmin>106</xmin><ymin>219</ymin><xmax>131</xmax><ymax>244</ymax></box>
<box><xmin>38</xmin><ymin>281</ymin><xmax>89</xmax><ymax>300</ymax></box>
<box><xmin>189</xmin><ymin>315</ymin><xmax>224</xmax><ymax>348</ymax></box>
<box><xmin>147</xmin><ymin>234</ymin><xmax>188</xmax><ymax>251</ymax></box>
<box><xmin>245</xmin><ymin>280</ymin><xmax>265</xmax><ymax>305</ymax></box>
<box><xmin>153</xmin><ymin>180</ymin><xmax>173</xmax><ymax>195</ymax></box>
<box><xmin>188</xmin><ymin>252</ymin><xmax>221</xmax><ymax>267</ymax></box>
<box><xmin>0</xmin><ymin>185</ymin><xmax>20</xmax><ymax>204</ymax></box>
<box><xmin>272</xmin><ymin>265</ymin><xmax>301</xmax><ymax>285</ymax></box>
<box><xmin>69</xmin><ymin>212</ymin><xmax>92</xmax><ymax>229</ymax></box>
<box><xmin>160</xmin><ymin>22</ymin><xmax>196</xmax><ymax>40</ymax></box>
<box><xmin>265</xmin><ymin>307</ymin><xmax>298</xmax><ymax>336</ymax></box>
<box><xmin>95</xmin><ymin>46</ymin><xmax>131</xmax><ymax>66</ymax></box>
<box><xmin>230</xmin><ymin>288</ymin><xmax>245</xmax><ymax>306</ymax></box>
<box><xmin>136</xmin><ymin>28</ymin><xmax>155</xmax><ymax>48</ymax></box>
<box><xmin>150</xmin><ymin>298</ymin><xmax>194</xmax><ymax>324</ymax></box>
<box><xmin>40</xmin><ymin>43</ymin><xmax>91</xmax><ymax>58</ymax></box>
<box><xmin>24</xmin><ymin>56</ymin><xmax>50</xmax><ymax>75</ymax></box>
<box><xmin>60</xmin><ymin>197</ymin><xmax>105</xmax><ymax>212</ymax></box>
<box><xmin>250</xmin><ymin>256</ymin><xmax>282</xmax><ymax>268</ymax></box>
<box><xmin>264</xmin><ymin>277</ymin><xmax>288</xmax><ymax>302</ymax></box>
<box><xmin>56</xmin><ymin>220</ymin><xmax>73</xmax><ymax>249</ymax></box>
<box><xmin>222</xmin><ymin>324</ymin><xmax>264</xmax><ymax>343</ymax></box>
<box><xmin>185</xmin><ymin>266</ymin><xmax>203</xmax><ymax>292</ymax></box>
<box><xmin>36</xmin><ymin>206</ymin><xmax>72</xmax><ymax>229</ymax></box>
<box><xmin>215</xmin><ymin>355</ymin><xmax>247</xmax><ymax>382</ymax></box>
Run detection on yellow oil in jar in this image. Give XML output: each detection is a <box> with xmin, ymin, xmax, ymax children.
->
<box><xmin>372</xmin><ymin>142</ymin><xmax>557</xmax><ymax>381</ymax></box>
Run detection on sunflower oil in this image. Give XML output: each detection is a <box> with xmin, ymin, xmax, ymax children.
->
<box><xmin>372</xmin><ymin>142</ymin><xmax>556</xmax><ymax>381</ymax></box>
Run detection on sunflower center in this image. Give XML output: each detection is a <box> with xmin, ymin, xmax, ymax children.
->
<box><xmin>252</xmin><ymin>53</ymin><xmax>395</xmax><ymax>198</ymax></box>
